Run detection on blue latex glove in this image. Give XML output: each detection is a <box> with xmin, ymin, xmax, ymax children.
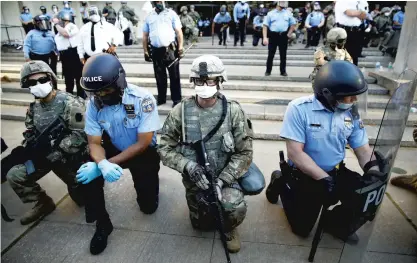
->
<box><xmin>24</xmin><ymin>160</ymin><xmax>36</xmax><ymax>175</ymax></box>
<box><xmin>76</xmin><ymin>162</ymin><xmax>102</xmax><ymax>184</ymax></box>
<box><xmin>98</xmin><ymin>159</ymin><xmax>123</xmax><ymax>183</ymax></box>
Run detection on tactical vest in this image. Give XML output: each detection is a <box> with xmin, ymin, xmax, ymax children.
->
<box><xmin>180</xmin><ymin>95</ymin><xmax>233</xmax><ymax>177</ymax></box>
<box><xmin>31</xmin><ymin>91</ymin><xmax>68</xmax><ymax>133</ymax></box>
<box><xmin>310</xmin><ymin>47</ymin><xmax>349</xmax><ymax>82</ymax></box>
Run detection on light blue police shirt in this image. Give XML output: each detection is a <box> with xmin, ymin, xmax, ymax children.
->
<box><xmin>280</xmin><ymin>95</ymin><xmax>368</xmax><ymax>172</ymax></box>
<box><xmin>143</xmin><ymin>9</ymin><xmax>182</xmax><ymax>48</ymax></box>
<box><xmin>59</xmin><ymin>8</ymin><xmax>75</xmax><ymax>17</ymax></box>
<box><xmin>233</xmin><ymin>2</ymin><xmax>250</xmax><ymax>22</ymax></box>
<box><xmin>253</xmin><ymin>15</ymin><xmax>264</xmax><ymax>28</ymax></box>
<box><xmin>305</xmin><ymin>11</ymin><xmax>324</xmax><ymax>27</ymax></box>
<box><xmin>393</xmin><ymin>11</ymin><xmax>404</xmax><ymax>29</ymax></box>
<box><xmin>23</xmin><ymin>30</ymin><xmax>57</xmax><ymax>59</ymax></box>
<box><xmin>84</xmin><ymin>84</ymin><xmax>160</xmax><ymax>151</ymax></box>
<box><xmin>20</xmin><ymin>13</ymin><xmax>33</xmax><ymax>23</ymax></box>
<box><xmin>213</xmin><ymin>12</ymin><xmax>232</xmax><ymax>24</ymax></box>
<box><xmin>264</xmin><ymin>9</ymin><xmax>296</xmax><ymax>33</ymax></box>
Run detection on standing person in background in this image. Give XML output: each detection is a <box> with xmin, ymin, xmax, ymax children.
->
<box><xmin>304</xmin><ymin>2</ymin><xmax>325</xmax><ymax>48</ymax></box>
<box><xmin>370</xmin><ymin>4</ymin><xmax>380</xmax><ymax>19</ymax></box>
<box><xmin>263</xmin><ymin>1</ymin><xmax>295</xmax><ymax>77</ymax></box>
<box><xmin>299</xmin><ymin>2</ymin><xmax>311</xmax><ymax>45</ymax></box>
<box><xmin>59</xmin><ymin>1</ymin><xmax>76</xmax><ymax>23</ymax></box>
<box><xmin>20</xmin><ymin>6</ymin><xmax>34</xmax><ymax>34</ymax></box>
<box><xmin>53</xmin><ymin>12</ymin><xmax>84</xmax><ymax>98</ymax></box>
<box><xmin>213</xmin><ymin>5</ymin><xmax>232</xmax><ymax>46</ymax></box>
<box><xmin>103</xmin><ymin>2</ymin><xmax>117</xmax><ymax>22</ymax></box>
<box><xmin>188</xmin><ymin>5</ymin><xmax>201</xmax><ymax>24</ymax></box>
<box><xmin>40</xmin><ymin>6</ymin><xmax>52</xmax><ymax>21</ymax></box>
<box><xmin>80</xmin><ymin>1</ymin><xmax>90</xmax><ymax>24</ymax></box>
<box><xmin>50</xmin><ymin>5</ymin><xmax>60</xmax><ymax>20</ymax></box>
<box><xmin>324</xmin><ymin>5</ymin><xmax>335</xmax><ymax>45</ymax></box>
<box><xmin>24</xmin><ymin>15</ymin><xmax>58</xmax><ymax>75</ymax></box>
<box><xmin>334</xmin><ymin>0</ymin><xmax>369</xmax><ymax>66</ymax></box>
<box><xmin>233</xmin><ymin>0</ymin><xmax>250</xmax><ymax>46</ymax></box>
<box><xmin>360</xmin><ymin>12</ymin><xmax>373</xmax><ymax>54</ymax></box>
<box><xmin>116</xmin><ymin>11</ymin><xmax>132</xmax><ymax>46</ymax></box>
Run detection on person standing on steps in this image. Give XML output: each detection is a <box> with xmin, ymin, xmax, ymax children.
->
<box><xmin>263</xmin><ymin>1</ymin><xmax>295</xmax><ymax>77</ymax></box>
<box><xmin>233</xmin><ymin>0</ymin><xmax>250</xmax><ymax>46</ymax></box>
<box><xmin>20</xmin><ymin>6</ymin><xmax>34</xmax><ymax>34</ymax></box>
<box><xmin>142</xmin><ymin>1</ymin><xmax>184</xmax><ymax>107</ymax></box>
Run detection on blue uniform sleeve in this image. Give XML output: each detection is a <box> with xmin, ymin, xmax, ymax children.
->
<box><xmin>172</xmin><ymin>12</ymin><xmax>182</xmax><ymax>30</ymax></box>
<box><xmin>263</xmin><ymin>13</ymin><xmax>271</xmax><ymax>27</ymax></box>
<box><xmin>289</xmin><ymin>15</ymin><xmax>296</xmax><ymax>26</ymax></box>
<box><xmin>305</xmin><ymin>14</ymin><xmax>311</xmax><ymax>25</ymax></box>
<box><xmin>280</xmin><ymin>103</ymin><xmax>306</xmax><ymax>144</ymax></box>
<box><xmin>393</xmin><ymin>13</ymin><xmax>400</xmax><ymax>23</ymax></box>
<box><xmin>348</xmin><ymin>118</ymin><xmax>368</xmax><ymax>149</ymax></box>
<box><xmin>213</xmin><ymin>14</ymin><xmax>220</xmax><ymax>23</ymax></box>
<box><xmin>84</xmin><ymin>99</ymin><xmax>102</xmax><ymax>136</ymax></box>
<box><xmin>143</xmin><ymin>17</ymin><xmax>149</xmax><ymax>33</ymax></box>
<box><xmin>226</xmin><ymin>13</ymin><xmax>232</xmax><ymax>23</ymax></box>
<box><xmin>320</xmin><ymin>13</ymin><xmax>325</xmax><ymax>23</ymax></box>
<box><xmin>233</xmin><ymin>5</ymin><xmax>238</xmax><ymax>23</ymax></box>
<box><xmin>23</xmin><ymin>31</ymin><xmax>33</xmax><ymax>59</ymax></box>
<box><xmin>138</xmin><ymin>96</ymin><xmax>160</xmax><ymax>134</ymax></box>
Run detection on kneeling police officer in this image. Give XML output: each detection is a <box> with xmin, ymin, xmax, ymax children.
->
<box><xmin>267</xmin><ymin>61</ymin><xmax>375</xmax><ymax>242</ymax></box>
<box><xmin>76</xmin><ymin>54</ymin><xmax>161</xmax><ymax>255</ymax></box>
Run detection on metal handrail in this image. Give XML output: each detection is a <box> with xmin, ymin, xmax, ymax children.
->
<box><xmin>1</xmin><ymin>24</ymin><xmax>24</xmax><ymax>46</ymax></box>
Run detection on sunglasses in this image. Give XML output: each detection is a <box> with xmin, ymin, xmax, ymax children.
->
<box><xmin>22</xmin><ymin>76</ymin><xmax>50</xmax><ymax>88</ymax></box>
<box><xmin>192</xmin><ymin>78</ymin><xmax>218</xmax><ymax>86</ymax></box>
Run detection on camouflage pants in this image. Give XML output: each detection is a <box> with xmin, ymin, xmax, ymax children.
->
<box><xmin>7</xmin><ymin>163</ymin><xmax>77</xmax><ymax>203</ymax></box>
<box><xmin>184</xmin><ymin>27</ymin><xmax>199</xmax><ymax>44</ymax></box>
<box><xmin>183</xmin><ymin>178</ymin><xmax>247</xmax><ymax>233</ymax></box>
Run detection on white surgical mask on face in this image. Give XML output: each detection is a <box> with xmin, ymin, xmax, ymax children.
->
<box><xmin>195</xmin><ymin>85</ymin><xmax>218</xmax><ymax>99</ymax></box>
<box><xmin>64</xmin><ymin>4</ymin><xmax>69</xmax><ymax>8</ymax></box>
<box><xmin>90</xmin><ymin>14</ymin><xmax>100</xmax><ymax>22</ymax></box>
<box><xmin>53</xmin><ymin>7</ymin><xmax>58</xmax><ymax>12</ymax></box>
<box><xmin>336</xmin><ymin>101</ymin><xmax>354</xmax><ymax>110</ymax></box>
<box><xmin>30</xmin><ymin>82</ymin><xmax>52</xmax><ymax>98</ymax></box>
<box><xmin>384</xmin><ymin>12</ymin><xmax>390</xmax><ymax>16</ymax></box>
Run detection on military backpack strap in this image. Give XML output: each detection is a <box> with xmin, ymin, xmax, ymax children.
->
<box><xmin>202</xmin><ymin>94</ymin><xmax>228</xmax><ymax>143</ymax></box>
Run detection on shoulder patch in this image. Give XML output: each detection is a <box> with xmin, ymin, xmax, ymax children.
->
<box><xmin>141</xmin><ymin>98</ymin><xmax>155</xmax><ymax>113</ymax></box>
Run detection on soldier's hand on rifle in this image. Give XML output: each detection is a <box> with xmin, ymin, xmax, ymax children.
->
<box><xmin>185</xmin><ymin>162</ymin><xmax>209</xmax><ymax>190</ymax></box>
<box><xmin>215</xmin><ymin>178</ymin><xmax>224</xmax><ymax>201</ymax></box>
<box><xmin>76</xmin><ymin>162</ymin><xmax>102</xmax><ymax>184</ymax></box>
<box><xmin>178</xmin><ymin>49</ymin><xmax>185</xmax><ymax>59</ymax></box>
<box><xmin>144</xmin><ymin>52</ymin><xmax>152</xmax><ymax>62</ymax></box>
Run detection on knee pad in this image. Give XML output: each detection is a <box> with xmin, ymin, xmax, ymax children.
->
<box><xmin>221</xmin><ymin>188</ymin><xmax>247</xmax><ymax>230</ymax></box>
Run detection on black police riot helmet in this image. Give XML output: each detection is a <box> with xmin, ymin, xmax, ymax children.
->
<box><xmin>81</xmin><ymin>53</ymin><xmax>127</xmax><ymax>92</ymax></box>
<box><xmin>60</xmin><ymin>12</ymin><xmax>72</xmax><ymax>22</ymax></box>
<box><xmin>33</xmin><ymin>15</ymin><xmax>51</xmax><ymax>31</ymax></box>
<box><xmin>314</xmin><ymin>60</ymin><xmax>368</xmax><ymax>110</ymax></box>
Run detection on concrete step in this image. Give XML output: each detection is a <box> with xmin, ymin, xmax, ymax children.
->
<box><xmin>0</xmin><ymin>88</ymin><xmax>393</xmax><ymax>109</ymax></box>
<box><xmin>0</xmin><ymin>63</ymin><xmax>378</xmax><ymax>83</ymax></box>
<box><xmin>0</xmin><ymin>76</ymin><xmax>389</xmax><ymax>95</ymax></box>
<box><xmin>1</xmin><ymin>52</ymin><xmax>390</xmax><ymax>63</ymax></box>
<box><xmin>2</xmin><ymin>104</ymin><xmax>415</xmax><ymax>147</ymax></box>
<box><xmin>0</xmin><ymin>57</ymin><xmax>386</xmax><ymax>68</ymax></box>
<box><xmin>1</xmin><ymin>89</ymin><xmax>415</xmax><ymax>127</ymax></box>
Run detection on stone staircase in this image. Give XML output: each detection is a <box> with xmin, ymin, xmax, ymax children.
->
<box><xmin>1</xmin><ymin>37</ymin><xmax>416</xmax><ymax>147</ymax></box>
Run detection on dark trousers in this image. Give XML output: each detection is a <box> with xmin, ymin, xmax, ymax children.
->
<box><xmin>123</xmin><ymin>28</ymin><xmax>132</xmax><ymax>46</ymax></box>
<box><xmin>307</xmin><ymin>27</ymin><xmax>321</xmax><ymax>46</ymax></box>
<box><xmin>252</xmin><ymin>30</ymin><xmax>265</xmax><ymax>47</ymax></box>
<box><xmin>215</xmin><ymin>24</ymin><xmax>227</xmax><ymax>44</ymax></box>
<box><xmin>151</xmin><ymin>45</ymin><xmax>181</xmax><ymax>104</ymax></box>
<box><xmin>60</xmin><ymin>47</ymin><xmax>85</xmax><ymax>98</ymax></box>
<box><xmin>29</xmin><ymin>51</ymin><xmax>57</xmax><ymax>75</ymax></box>
<box><xmin>234</xmin><ymin>17</ymin><xmax>246</xmax><ymax>45</ymax></box>
<box><xmin>266</xmin><ymin>32</ymin><xmax>288</xmax><ymax>74</ymax></box>
<box><xmin>280</xmin><ymin>165</ymin><xmax>362</xmax><ymax>237</ymax></box>
<box><xmin>343</xmin><ymin>27</ymin><xmax>363</xmax><ymax>66</ymax></box>
<box><xmin>22</xmin><ymin>23</ymin><xmax>34</xmax><ymax>34</ymax></box>
<box><xmin>83</xmin><ymin>138</ymin><xmax>160</xmax><ymax>224</ymax></box>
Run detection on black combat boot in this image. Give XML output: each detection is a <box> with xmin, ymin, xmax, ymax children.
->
<box><xmin>265</xmin><ymin>170</ymin><xmax>284</xmax><ymax>204</ymax></box>
<box><xmin>20</xmin><ymin>194</ymin><xmax>56</xmax><ymax>225</ymax></box>
<box><xmin>90</xmin><ymin>219</ymin><xmax>114</xmax><ymax>255</ymax></box>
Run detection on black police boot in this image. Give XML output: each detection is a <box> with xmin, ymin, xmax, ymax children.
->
<box><xmin>264</xmin><ymin>72</ymin><xmax>271</xmax><ymax>76</ymax></box>
<box><xmin>137</xmin><ymin>196</ymin><xmax>159</xmax><ymax>215</ymax></box>
<box><xmin>219</xmin><ymin>40</ymin><xmax>222</xmax><ymax>45</ymax></box>
<box><xmin>90</xmin><ymin>219</ymin><xmax>113</xmax><ymax>255</ymax></box>
<box><xmin>280</xmin><ymin>72</ymin><xmax>288</xmax><ymax>77</ymax></box>
<box><xmin>265</xmin><ymin>170</ymin><xmax>283</xmax><ymax>204</ymax></box>
<box><xmin>234</xmin><ymin>42</ymin><xmax>237</xmax><ymax>47</ymax></box>
<box><xmin>305</xmin><ymin>44</ymin><xmax>310</xmax><ymax>48</ymax></box>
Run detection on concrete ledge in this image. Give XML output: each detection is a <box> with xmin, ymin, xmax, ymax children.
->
<box><xmin>369</xmin><ymin>71</ymin><xmax>417</xmax><ymax>101</ymax></box>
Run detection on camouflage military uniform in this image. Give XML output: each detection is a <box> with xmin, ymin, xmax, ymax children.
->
<box><xmin>180</xmin><ymin>8</ymin><xmax>198</xmax><ymax>45</ymax></box>
<box><xmin>310</xmin><ymin>46</ymin><xmax>353</xmax><ymax>86</ymax></box>
<box><xmin>189</xmin><ymin>10</ymin><xmax>201</xmax><ymax>24</ymax></box>
<box><xmin>7</xmin><ymin>91</ymin><xmax>88</xmax><ymax>203</ymax></box>
<box><xmin>158</xmin><ymin>94</ymin><xmax>253</xmax><ymax>232</ymax></box>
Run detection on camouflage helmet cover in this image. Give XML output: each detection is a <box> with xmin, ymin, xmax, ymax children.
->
<box><xmin>20</xmin><ymin>60</ymin><xmax>58</xmax><ymax>88</ymax></box>
<box><xmin>326</xmin><ymin>27</ymin><xmax>347</xmax><ymax>43</ymax></box>
<box><xmin>189</xmin><ymin>55</ymin><xmax>228</xmax><ymax>82</ymax></box>
<box><xmin>381</xmin><ymin>7</ymin><xmax>391</xmax><ymax>13</ymax></box>
<box><xmin>180</xmin><ymin>6</ymin><xmax>188</xmax><ymax>12</ymax></box>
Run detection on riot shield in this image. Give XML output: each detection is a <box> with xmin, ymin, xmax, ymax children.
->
<box><xmin>338</xmin><ymin>69</ymin><xmax>417</xmax><ymax>263</ymax></box>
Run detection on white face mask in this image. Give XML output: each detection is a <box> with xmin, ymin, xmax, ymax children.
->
<box><xmin>29</xmin><ymin>82</ymin><xmax>53</xmax><ymax>98</ymax></box>
<box><xmin>53</xmin><ymin>7</ymin><xmax>58</xmax><ymax>12</ymax></box>
<box><xmin>90</xmin><ymin>14</ymin><xmax>100</xmax><ymax>22</ymax></box>
<box><xmin>384</xmin><ymin>12</ymin><xmax>390</xmax><ymax>16</ymax></box>
<box><xmin>195</xmin><ymin>85</ymin><xmax>218</xmax><ymax>99</ymax></box>
<box><xmin>64</xmin><ymin>4</ymin><xmax>69</xmax><ymax>8</ymax></box>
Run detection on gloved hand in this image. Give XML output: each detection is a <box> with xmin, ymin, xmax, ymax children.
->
<box><xmin>24</xmin><ymin>160</ymin><xmax>35</xmax><ymax>175</ymax></box>
<box><xmin>98</xmin><ymin>159</ymin><xmax>123</xmax><ymax>183</ymax></box>
<box><xmin>319</xmin><ymin>176</ymin><xmax>338</xmax><ymax>206</ymax></box>
<box><xmin>144</xmin><ymin>52</ymin><xmax>152</xmax><ymax>62</ymax></box>
<box><xmin>184</xmin><ymin>162</ymin><xmax>209</xmax><ymax>190</ymax></box>
<box><xmin>215</xmin><ymin>178</ymin><xmax>224</xmax><ymax>202</ymax></box>
<box><xmin>76</xmin><ymin>162</ymin><xmax>102</xmax><ymax>184</ymax></box>
<box><xmin>178</xmin><ymin>49</ymin><xmax>185</xmax><ymax>59</ymax></box>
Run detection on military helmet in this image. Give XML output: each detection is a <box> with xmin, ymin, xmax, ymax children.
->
<box><xmin>381</xmin><ymin>7</ymin><xmax>391</xmax><ymax>13</ymax></box>
<box><xmin>294</xmin><ymin>8</ymin><xmax>300</xmax><ymax>13</ymax></box>
<box><xmin>327</xmin><ymin>27</ymin><xmax>347</xmax><ymax>44</ymax></box>
<box><xmin>81</xmin><ymin>53</ymin><xmax>127</xmax><ymax>92</ymax></box>
<box><xmin>180</xmin><ymin>6</ymin><xmax>188</xmax><ymax>12</ymax></box>
<box><xmin>20</xmin><ymin>60</ymin><xmax>58</xmax><ymax>89</ymax></box>
<box><xmin>314</xmin><ymin>61</ymin><xmax>368</xmax><ymax>110</ymax></box>
<box><xmin>189</xmin><ymin>55</ymin><xmax>228</xmax><ymax>82</ymax></box>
